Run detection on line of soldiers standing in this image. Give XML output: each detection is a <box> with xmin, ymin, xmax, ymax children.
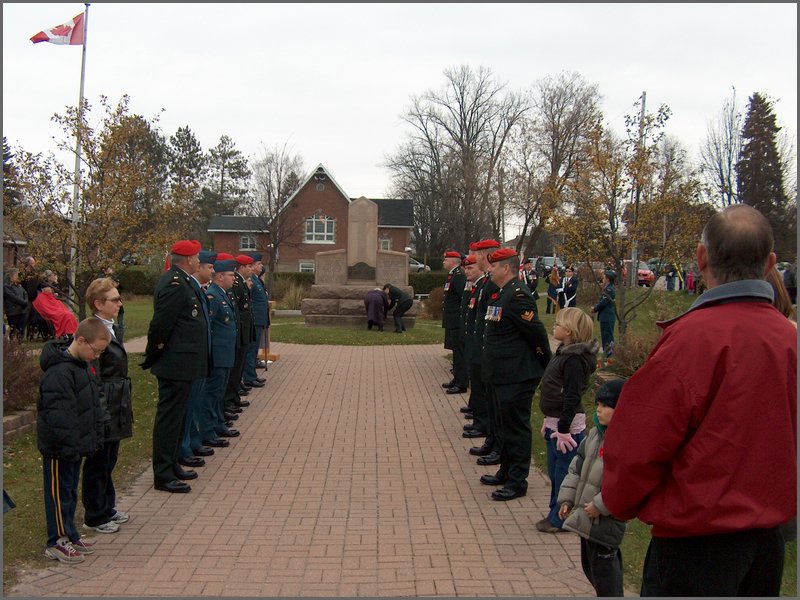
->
<box><xmin>440</xmin><ymin>240</ymin><xmax>552</xmax><ymax>501</ymax></box>
<box><xmin>141</xmin><ymin>240</ymin><xmax>270</xmax><ymax>493</ymax></box>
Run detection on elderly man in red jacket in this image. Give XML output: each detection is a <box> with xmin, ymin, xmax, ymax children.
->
<box><xmin>602</xmin><ymin>204</ymin><xmax>797</xmax><ymax>597</ymax></box>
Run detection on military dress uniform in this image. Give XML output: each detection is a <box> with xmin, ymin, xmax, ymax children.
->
<box><xmin>482</xmin><ymin>277</ymin><xmax>551</xmax><ymax>500</ymax></box>
<box><xmin>244</xmin><ymin>264</ymin><xmax>269</xmax><ymax>386</ymax></box>
<box><xmin>223</xmin><ymin>267</ymin><xmax>256</xmax><ymax>412</ymax></box>
<box><xmin>442</xmin><ymin>260</ymin><xmax>468</xmax><ymax>392</ymax></box>
<box><xmin>200</xmin><ymin>267</ymin><xmax>239</xmax><ymax>445</ymax></box>
<box><xmin>142</xmin><ymin>252</ymin><xmax>209</xmax><ymax>493</ymax></box>
<box><xmin>594</xmin><ymin>275</ymin><xmax>617</xmax><ymax>356</ymax></box>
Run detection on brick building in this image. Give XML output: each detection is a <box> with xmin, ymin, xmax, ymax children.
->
<box><xmin>208</xmin><ymin>164</ymin><xmax>413</xmax><ymax>273</ymax></box>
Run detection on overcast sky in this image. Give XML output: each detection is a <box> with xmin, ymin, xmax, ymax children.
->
<box><xmin>3</xmin><ymin>3</ymin><xmax>797</xmax><ymax>212</ymax></box>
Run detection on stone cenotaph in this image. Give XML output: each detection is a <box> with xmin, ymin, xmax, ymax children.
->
<box><xmin>301</xmin><ymin>197</ymin><xmax>418</xmax><ymax>328</ymax></box>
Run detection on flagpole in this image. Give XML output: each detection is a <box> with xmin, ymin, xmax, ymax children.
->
<box><xmin>69</xmin><ymin>3</ymin><xmax>89</xmax><ymax>306</ymax></box>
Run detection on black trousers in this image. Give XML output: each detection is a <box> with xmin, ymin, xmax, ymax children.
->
<box><xmin>82</xmin><ymin>440</ymin><xmax>120</xmax><ymax>526</ymax></box>
<box><xmin>468</xmin><ymin>363</ymin><xmax>490</xmax><ymax>434</ymax></box>
<box><xmin>581</xmin><ymin>537</ymin><xmax>624</xmax><ymax>597</ymax></box>
<box><xmin>445</xmin><ymin>329</ymin><xmax>468</xmax><ymax>389</ymax></box>
<box><xmin>7</xmin><ymin>314</ymin><xmax>26</xmax><ymax>341</ymax></box>
<box><xmin>492</xmin><ymin>378</ymin><xmax>538</xmax><ymax>490</ymax></box>
<box><xmin>641</xmin><ymin>527</ymin><xmax>785</xmax><ymax>597</ymax></box>
<box><xmin>393</xmin><ymin>299</ymin><xmax>412</xmax><ymax>331</ymax></box>
<box><xmin>152</xmin><ymin>377</ymin><xmax>192</xmax><ymax>485</ymax></box>
<box><xmin>223</xmin><ymin>344</ymin><xmax>246</xmax><ymax>410</ymax></box>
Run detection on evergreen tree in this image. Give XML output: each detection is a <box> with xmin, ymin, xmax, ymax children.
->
<box><xmin>736</xmin><ymin>92</ymin><xmax>794</xmax><ymax>257</ymax></box>
<box><xmin>3</xmin><ymin>136</ymin><xmax>21</xmax><ymax>207</ymax></box>
<box><xmin>168</xmin><ymin>125</ymin><xmax>206</xmax><ymax>191</ymax></box>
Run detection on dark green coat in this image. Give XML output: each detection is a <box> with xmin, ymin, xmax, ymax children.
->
<box><xmin>442</xmin><ymin>266</ymin><xmax>467</xmax><ymax>330</ymax></box>
<box><xmin>483</xmin><ymin>279</ymin><xmax>552</xmax><ymax>384</ymax></box>
<box><xmin>463</xmin><ymin>274</ymin><xmax>485</xmax><ymax>366</ymax></box>
<box><xmin>475</xmin><ymin>274</ymin><xmax>498</xmax><ymax>368</ymax></box>
<box><xmin>142</xmin><ymin>266</ymin><xmax>209</xmax><ymax>381</ymax></box>
<box><xmin>231</xmin><ymin>271</ymin><xmax>256</xmax><ymax>346</ymax></box>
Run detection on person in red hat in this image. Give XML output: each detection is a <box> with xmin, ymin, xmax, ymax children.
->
<box><xmin>459</xmin><ymin>254</ymin><xmax>483</xmax><ymax>431</ymax></box>
<box><xmin>442</xmin><ymin>250</ymin><xmax>468</xmax><ymax>394</ymax></box>
<box><xmin>221</xmin><ymin>254</ymin><xmax>257</xmax><ymax>416</ymax></box>
<box><xmin>142</xmin><ymin>239</ymin><xmax>208</xmax><ymax>494</ymax></box>
<box><xmin>478</xmin><ymin>247</ymin><xmax>551</xmax><ymax>501</ymax></box>
<box><xmin>462</xmin><ymin>239</ymin><xmax>502</xmax><ymax>447</ymax></box>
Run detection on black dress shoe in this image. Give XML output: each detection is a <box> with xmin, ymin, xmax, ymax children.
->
<box><xmin>257</xmin><ymin>360</ymin><xmax>267</xmax><ymax>368</ymax></box>
<box><xmin>491</xmin><ymin>486</ymin><xmax>527</xmax><ymax>501</ymax></box>
<box><xmin>477</xmin><ymin>451</ymin><xmax>501</xmax><ymax>466</ymax></box>
<box><xmin>442</xmin><ymin>379</ymin><xmax>456</xmax><ymax>389</ymax></box>
<box><xmin>203</xmin><ymin>438</ymin><xmax>230</xmax><ymax>448</ymax></box>
<box><xmin>237</xmin><ymin>388</ymin><xmax>250</xmax><ymax>396</ymax></box>
<box><xmin>224</xmin><ymin>412</ymin><xmax>239</xmax><ymax>421</ymax></box>
<box><xmin>218</xmin><ymin>429</ymin><xmax>240</xmax><ymax>437</ymax></box>
<box><xmin>174</xmin><ymin>467</ymin><xmax>198</xmax><ymax>481</ymax></box>
<box><xmin>469</xmin><ymin>444</ymin><xmax>493</xmax><ymax>456</ymax></box>
<box><xmin>462</xmin><ymin>429</ymin><xmax>487</xmax><ymax>438</ymax></box>
<box><xmin>179</xmin><ymin>456</ymin><xmax>205</xmax><ymax>468</ymax></box>
<box><xmin>241</xmin><ymin>381</ymin><xmax>253</xmax><ymax>389</ymax></box>
<box><xmin>464</xmin><ymin>412</ymin><xmax>474</xmax><ymax>420</ymax></box>
<box><xmin>446</xmin><ymin>386</ymin><xmax>468</xmax><ymax>394</ymax></box>
<box><xmin>194</xmin><ymin>446</ymin><xmax>214</xmax><ymax>457</ymax></box>
<box><xmin>480</xmin><ymin>473</ymin><xmax>506</xmax><ymax>486</ymax></box>
<box><xmin>154</xmin><ymin>480</ymin><xmax>191</xmax><ymax>493</ymax></box>
<box><xmin>226</xmin><ymin>406</ymin><xmax>243</xmax><ymax>414</ymax></box>
<box><xmin>463</xmin><ymin>423</ymin><xmax>476</xmax><ymax>431</ymax></box>
<box><xmin>233</xmin><ymin>399</ymin><xmax>250</xmax><ymax>407</ymax></box>
<box><xmin>225</xmin><ymin>420</ymin><xmax>235</xmax><ymax>428</ymax></box>
<box><xmin>244</xmin><ymin>380</ymin><xmax>265</xmax><ymax>388</ymax></box>
<box><xmin>459</xmin><ymin>406</ymin><xmax>472</xmax><ymax>413</ymax></box>
<box><xmin>255</xmin><ymin>377</ymin><xmax>266</xmax><ymax>384</ymax></box>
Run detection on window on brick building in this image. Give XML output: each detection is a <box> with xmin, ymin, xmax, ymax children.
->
<box><xmin>299</xmin><ymin>261</ymin><xmax>315</xmax><ymax>273</ymax></box>
<box><xmin>304</xmin><ymin>215</ymin><xmax>335</xmax><ymax>244</ymax></box>
<box><xmin>379</xmin><ymin>238</ymin><xmax>391</xmax><ymax>251</ymax></box>
<box><xmin>240</xmin><ymin>234</ymin><xmax>257</xmax><ymax>250</ymax></box>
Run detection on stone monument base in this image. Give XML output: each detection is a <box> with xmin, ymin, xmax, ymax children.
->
<box><xmin>301</xmin><ymin>284</ymin><xmax>420</xmax><ymax>329</ymax></box>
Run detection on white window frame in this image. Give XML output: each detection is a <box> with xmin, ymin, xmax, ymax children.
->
<box><xmin>240</xmin><ymin>234</ymin><xmax>257</xmax><ymax>250</ymax></box>
<box><xmin>299</xmin><ymin>261</ymin><xmax>315</xmax><ymax>273</ymax></box>
<box><xmin>304</xmin><ymin>215</ymin><xmax>335</xmax><ymax>244</ymax></box>
<box><xmin>379</xmin><ymin>238</ymin><xmax>391</xmax><ymax>251</ymax></box>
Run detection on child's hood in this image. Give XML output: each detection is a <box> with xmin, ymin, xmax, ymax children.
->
<box><xmin>39</xmin><ymin>338</ymin><xmax>81</xmax><ymax>371</ymax></box>
<box><xmin>558</xmin><ymin>340</ymin><xmax>601</xmax><ymax>372</ymax></box>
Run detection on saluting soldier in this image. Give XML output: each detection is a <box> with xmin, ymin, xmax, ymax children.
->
<box><xmin>442</xmin><ymin>250</ymin><xmax>468</xmax><ymax>394</ymax></box>
<box><xmin>142</xmin><ymin>240</ymin><xmax>209</xmax><ymax>494</ymax></box>
<box><xmin>199</xmin><ymin>259</ymin><xmax>240</xmax><ymax>449</ymax></box>
<box><xmin>479</xmin><ymin>247</ymin><xmax>552</xmax><ymax>501</ymax></box>
<box><xmin>222</xmin><ymin>255</ymin><xmax>256</xmax><ymax>416</ymax></box>
<box><xmin>242</xmin><ymin>252</ymin><xmax>268</xmax><ymax>389</ymax></box>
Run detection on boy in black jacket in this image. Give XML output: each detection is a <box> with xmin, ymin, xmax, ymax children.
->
<box><xmin>38</xmin><ymin>318</ymin><xmax>110</xmax><ymax>564</ymax></box>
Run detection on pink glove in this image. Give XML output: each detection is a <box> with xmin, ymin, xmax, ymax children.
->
<box><xmin>554</xmin><ymin>431</ymin><xmax>577</xmax><ymax>454</ymax></box>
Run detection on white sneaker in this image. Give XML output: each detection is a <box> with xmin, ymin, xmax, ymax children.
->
<box><xmin>44</xmin><ymin>539</ymin><xmax>85</xmax><ymax>564</ymax></box>
<box><xmin>110</xmin><ymin>511</ymin><xmax>129</xmax><ymax>524</ymax></box>
<box><xmin>84</xmin><ymin>520</ymin><xmax>119</xmax><ymax>534</ymax></box>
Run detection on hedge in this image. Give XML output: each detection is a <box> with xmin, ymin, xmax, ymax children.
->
<box><xmin>413</xmin><ymin>256</ymin><xmax>444</xmax><ymax>271</ymax></box>
<box><xmin>409</xmin><ymin>272</ymin><xmax>450</xmax><ymax>295</ymax></box>
<box><xmin>268</xmin><ymin>272</ymin><xmax>315</xmax><ymax>289</ymax></box>
<box><xmin>116</xmin><ymin>265</ymin><xmax>162</xmax><ymax>296</ymax></box>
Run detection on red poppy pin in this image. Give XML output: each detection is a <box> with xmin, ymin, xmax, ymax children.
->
<box><xmin>490</xmin><ymin>292</ymin><xmax>498</xmax><ymax>300</ymax></box>
<box><xmin>90</xmin><ymin>365</ymin><xmax>96</xmax><ymax>376</ymax></box>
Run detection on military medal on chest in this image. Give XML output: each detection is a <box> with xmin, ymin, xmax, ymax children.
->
<box><xmin>485</xmin><ymin>305</ymin><xmax>503</xmax><ymax>322</ymax></box>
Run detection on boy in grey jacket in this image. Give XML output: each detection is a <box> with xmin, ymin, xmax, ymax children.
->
<box><xmin>557</xmin><ymin>379</ymin><xmax>627</xmax><ymax>596</ymax></box>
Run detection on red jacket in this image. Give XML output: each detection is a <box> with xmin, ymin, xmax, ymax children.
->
<box><xmin>603</xmin><ymin>293</ymin><xmax>797</xmax><ymax>538</ymax></box>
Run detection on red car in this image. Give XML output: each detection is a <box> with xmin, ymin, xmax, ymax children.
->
<box><xmin>623</xmin><ymin>260</ymin><xmax>656</xmax><ymax>287</ymax></box>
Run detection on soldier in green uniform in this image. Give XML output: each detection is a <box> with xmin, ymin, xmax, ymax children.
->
<box><xmin>222</xmin><ymin>255</ymin><xmax>256</xmax><ymax>415</ymax></box>
<box><xmin>479</xmin><ymin>247</ymin><xmax>552</xmax><ymax>501</ymax></box>
<box><xmin>142</xmin><ymin>240</ymin><xmax>209</xmax><ymax>494</ymax></box>
<box><xmin>459</xmin><ymin>254</ymin><xmax>482</xmax><ymax>424</ymax></box>
<box><xmin>442</xmin><ymin>250</ymin><xmax>468</xmax><ymax>393</ymax></box>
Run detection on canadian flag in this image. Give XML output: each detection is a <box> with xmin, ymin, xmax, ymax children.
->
<box><xmin>30</xmin><ymin>12</ymin><xmax>85</xmax><ymax>45</ymax></box>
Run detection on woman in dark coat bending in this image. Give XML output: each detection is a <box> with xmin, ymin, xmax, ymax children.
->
<box><xmin>81</xmin><ymin>277</ymin><xmax>133</xmax><ymax>533</ymax></box>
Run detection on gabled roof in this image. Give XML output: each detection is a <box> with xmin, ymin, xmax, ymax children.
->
<box><xmin>279</xmin><ymin>163</ymin><xmax>350</xmax><ymax>213</ymax></box>
<box><xmin>208</xmin><ymin>215</ymin><xmax>268</xmax><ymax>233</ymax></box>
<box><xmin>362</xmin><ymin>198</ymin><xmax>413</xmax><ymax>228</ymax></box>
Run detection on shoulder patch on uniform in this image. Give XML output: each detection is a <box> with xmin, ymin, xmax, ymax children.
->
<box><xmin>521</xmin><ymin>310</ymin><xmax>534</xmax><ymax>322</ymax></box>
<box><xmin>170</xmin><ymin>281</ymin><xmax>180</xmax><ymax>286</ymax></box>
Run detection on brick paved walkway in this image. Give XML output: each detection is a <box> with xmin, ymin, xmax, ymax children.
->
<box><xmin>9</xmin><ymin>341</ymin><xmax>595</xmax><ymax>597</ymax></box>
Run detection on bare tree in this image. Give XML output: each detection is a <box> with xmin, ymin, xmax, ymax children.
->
<box><xmin>247</xmin><ymin>142</ymin><xmax>304</xmax><ymax>290</ymax></box>
<box><xmin>699</xmin><ymin>87</ymin><xmax>742</xmax><ymax>208</ymax></box>
<box><xmin>505</xmin><ymin>72</ymin><xmax>602</xmax><ymax>256</ymax></box>
<box><xmin>387</xmin><ymin>65</ymin><xmax>527</xmax><ymax>252</ymax></box>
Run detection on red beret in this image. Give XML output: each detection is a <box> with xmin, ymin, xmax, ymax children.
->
<box><xmin>488</xmin><ymin>248</ymin><xmax>518</xmax><ymax>263</ymax></box>
<box><xmin>216</xmin><ymin>252</ymin><xmax>235</xmax><ymax>260</ymax></box>
<box><xmin>474</xmin><ymin>239</ymin><xmax>501</xmax><ymax>250</ymax></box>
<box><xmin>462</xmin><ymin>254</ymin><xmax>477</xmax><ymax>266</ymax></box>
<box><xmin>170</xmin><ymin>239</ymin><xmax>202</xmax><ymax>256</ymax></box>
<box><xmin>444</xmin><ymin>251</ymin><xmax>461</xmax><ymax>258</ymax></box>
<box><xmin>235</xmin><ymin>254</ymin><xmax>254</xmax><ymax>265</ymax></box>
<box><xmin>468</xmin><ymin>241</ymin><xmax>480</xmax><ymax>251</ymax></box>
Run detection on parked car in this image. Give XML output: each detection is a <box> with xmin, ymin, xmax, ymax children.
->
<box><xmin>409</xmin><ymin>257</ymin><xmax>431</xmax><ymax>273</ymax></box>
<box><xmin>535</xmin><ymin>256</ymin><xmax>565</xmax><ymax>278</ymax></box>
<box><xmin>623</xmin><ymin>260</ymin><xmax>656</xmax><ymax>287</ymax></box>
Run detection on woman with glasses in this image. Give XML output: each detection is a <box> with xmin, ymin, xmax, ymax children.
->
<box><xmin>80</xmin><ymin>278</ymin><xmax>132</xmax><ymax>534</ymax></box>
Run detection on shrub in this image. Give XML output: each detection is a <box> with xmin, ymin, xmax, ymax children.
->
<box><xmin>606</xmin><ymin>332</ymin><xmax>659</xmax><ymax>378</ymax></box>
<box><xmin>3</xmin><ymin>340</ymin><xmax>40</xmax><ymax>412</ymax></box>
<box><xmin>116</xmin><ymin>265</ymin><xmax>162</xmax><ymax>296</ymax></box>
<box><xmin>274</xmin><ymin>281</ymin><xmax>310</xmax><ymax>310</ymax></box>
<box><xmin>413</xmin><ymin>256</ymin><xmax>443</xmax><ymax>271</ymax></box>
<box><xmin>269</xmin><ymin>272</ymin><xmax>315</xmax><ymax>291</ymax></box>
<box><xmin>424</xmin><ymin>287</ymin><xmax>444</xmax><ymax>320</ymax></box>
<box><xmin>409</xmin><ymin>272</ymin><xmax>450</xmax><ymax>295</ymax></box>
